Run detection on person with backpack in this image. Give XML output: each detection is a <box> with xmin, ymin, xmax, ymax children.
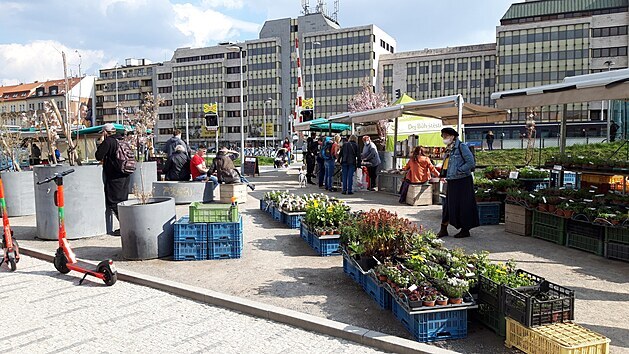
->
<box><xmin>95</xmin><ymin>123</ymin><xmax>133</xmax><ymax>236</ymax></box>
<box><xmin>339</xmin><ymin>134</ymin><xmax>360</xmax><ymax>195</ymax></box>
<box><xmin>163</xmin><ymin>145</ymin><xmax>190</xmax><ymax>181</ymax></box>
<box><xmin>437</xmin><ymin>127</ymin><xmax>479</xmax><ymax>239</ymax></box>
<box><xmin>162</xmin><ymin>129</ymin><xmax>190</xmax><ymax>158</ymax></box>
<box><xmin>322</xmin><ymin>136</ymin><xmax>338</xmax><ymax>191</ymax></box>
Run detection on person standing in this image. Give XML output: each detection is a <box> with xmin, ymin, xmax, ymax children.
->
<box><xmin>399</xmin><ymin>146</ymin><xmax>439</xmax><ymax>203</ymax></box>
<box><xmin>305</xmin><ymin>133</ymin><xmax>317</xmax><ymax>184</ymax></box>
<box><xmin>323</xmin><ymin>136</ymin><xmax>338</xmax><ymax>191</ymax></box>
<box><xmin>282</xmin><ymin>137</ymin><xmax>292</xmax><ymax>164</ymax></box>
<box><xmin>361</xmin><ymin>135</ymin><xmax>381</xmax><ymax>191</ymax></box>
<box><xmin>610</xmin><ymin>122</ymin><xmax>620</xmax><ymax>142</ymax></box>
<box><xmin>437</xmin><ymin>127</ymin><xmax>479</xmax><ymax>238</ymax></box>
<box><xmin>95</xmin><ymin>123</ymin><xmax>131</xmax><ymax>236</ymax></box>
<box><xmin>162</xmin><ymin>129</ymin><xmax>190</xmax><ymax>158</ymax></box>
<box><xmin>31</xmin><ymin>143</ymin><xmax>41</xmax><ymax>165</ymax></box>
<box><xmin>339</xmin><ymin>134</ymin><xmax>360</xmax><ymax>195</ymax></box>
<box><xmin>163</xmin><ymin>145</ymin><xmax>190</xmax><ymax>181</ymax></box>
<box><xmin>485</xmin><ymin>131</ymin><xmax>495</xmax><ymax>151</ymax></box>
<box><xmin>316</xmin><ymin>137</ymin><xmax>326</xmax><ymax>188</ymax></box>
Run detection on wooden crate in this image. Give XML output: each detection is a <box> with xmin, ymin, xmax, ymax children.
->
<box><xmin>219</xmin><ymin>183</ymin><xmax>248</xmax><ymax>204</ymax></box>
<box><xmin>505</xmin><ymin>203</ymin><xmax>532</xmax><ymax>236</ymax></box>
<box><xmin>406</xmin><ymin>184</ymin><xmax>432</xmax><ymax>206</ymax></box>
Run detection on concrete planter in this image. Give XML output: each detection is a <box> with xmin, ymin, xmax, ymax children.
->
<box><xmin>118</xmin><ymin>197</ymin><xmax>175</xmax><ymax>260</ymax></box>
<box><xmin>152</xmin><ymin>181</ymin><xmax>217</xmax><ymax>204</ymax></box>
<box><xmin>1</xmin><ymin>170</ymin><xmax>36</xmax><ymax>216</ymax></box>
<box><xmin>129</xmin><ymin>161</ymin><xmax>157</xmax><ymax>195</ymax></box>
<box><xmin>34</xmin><ymin>165</ymin><xmax>106</xmax><ymax>240</ymax></box>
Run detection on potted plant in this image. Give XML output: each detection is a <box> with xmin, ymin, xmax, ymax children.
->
<box><xmin>408</xmin><ymin>291</ymin><xmax>423</xmax><ymax>308</ymax></box>
<box><xmin>441</xmin><ymin>277</ymin><xmax>470</xmax><ymax>305</ymax></box>
<box><xmin>421</xmin><ymin>289</ymin><xmax>438</xmax><ymax>307</ymax></box>
<box><xmin>435</xmin><ymin>294</ymin><xmax>448</xmax><ymax>306</ymax></box>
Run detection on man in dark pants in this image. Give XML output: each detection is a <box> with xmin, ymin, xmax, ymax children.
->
<box><xmin>305</xmin><ymin>133</ymin><xmax>317</xmax><ymax>184</ymax></box>
<box><xmin>95</xmin><ymin>123</ymin><xmax>131</xmax><ymax>236</ymax></box>
<box><xmin>316</xmin><ymin>137</ymin><xmax>326</xmax><ymax>188</ymax></box>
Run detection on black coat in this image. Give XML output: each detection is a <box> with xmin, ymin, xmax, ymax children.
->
<box><xmin>339</xmin><ymin>141</ymin><xmax>360</xmax><ymax>166</ymax></box>
<box><xmin>162</xmin><ymin>136</ymin><xmax>190</xmax><ymax>157</ymax></box>
<box><xmin>163</xmin><ymin>151</ymin><xmax>190</xmax><ymax>181</ymax></box>
<box><xmin>95</xmin><ymin>135</ymin><xmax>128</xmax><ymax>179</ymax></box>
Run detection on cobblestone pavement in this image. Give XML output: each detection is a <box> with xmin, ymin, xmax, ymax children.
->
<box><xmin>1</xmin><ymin>255</ymin><xmax>386</xmax><ymax>354</ymax></box>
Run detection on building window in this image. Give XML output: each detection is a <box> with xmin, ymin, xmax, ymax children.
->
<box><xmin>592</xmin><ymin>26</ymin><xmax>628</xmax><ymax>37</ymax></box>
<box><xmin>407</xmin><ymin>66</ymin><xmax>416</xmax><ymax>75</ymax></box>
<box><xmin>592</xmin><ymin>46</ymin><xmax>628</xmax><ymax>58</ymax></box>
<box><xmin>157</xmin><ymin>86</ymin><xmax>172</xmax><ymax>93</ymax></box>
<box><xmin>157</xmin><ymin>73</ymin><xmax>172</xmax><ymax>80</ymax></box>
<box><xmin>444</xmin><ymin>63</ymin><xmax>455</xmax><ymax>72</ymax></box>
<box><xmin>161</xmin><ymin>100</ymin><xmax>173</xmax><ymax>106</ymax></box>
<box><xmin>158</xmin><ymin>113</ymin><xmax>173</xmax><ymax>120</ymax></box>
<box><xmin>457</xmin><ymin>62</ymin><xmax>468</xmax><ymax>71</ymax></box>
<box><xmin>431</xmin><ymin>64</ymin><xmax>441</xmax><ymax>74</ymax></box>
<box><xmin>444</xmin><ymin>81</ymin><xmax>454</xmax><ymax>90</ymax></box>
<box><xmin>432</xmin><ymin>82</ymin><xmax>441</xmax><ymax>91</ymax></box>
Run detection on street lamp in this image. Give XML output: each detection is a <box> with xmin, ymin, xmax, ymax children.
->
<box><xmin>221</xmin><ymin>42</ymin><xmax>245</xmax><ymax>174</ymax></box>
<box><xmin>604</xmin><ymin>60</ymin><xmax>615</xmax><ymax>141</ymax></box>
<box><xmin>311</xmin><ymin>41</ymin><xmax>321</xmax><ymax>120</ymax></box>
<box><xmin>263</xmin><ymin>98</ymin><xmax>272</xmax><ymax>150</ymax></box>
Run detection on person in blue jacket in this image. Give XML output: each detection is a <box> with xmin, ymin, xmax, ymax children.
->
<box><xmin>437</xmin><ymin>127</ymin><xmax>479</xmax><ymax>238</ymax></box>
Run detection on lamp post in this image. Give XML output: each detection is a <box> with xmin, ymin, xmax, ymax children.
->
<box><xmin>114</xmin><ymin>63</ymin><xmax>120</xmax><ymax>124</ymax></box>
<box><xmin>311</xmin><ymin>41</ymin><xmax>321</xmax><ymax>120</ymax></box>
<box><xmin>222</xmin><ymin>42</ymin><xmax>245</xmax><ymax>174</ymax></box>
<box><xmin>263</xmin><ymin>98</ymin><xmax>272</xmax><ymax>150</ymax></box>
<box><xmin>604</xmin><ymin>60</ymin><xmax>615</xmax><ymax>141</ymax></box>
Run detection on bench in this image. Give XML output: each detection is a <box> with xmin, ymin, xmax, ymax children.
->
<box><xmin>152</xmin><ymin>181</ymin><xmax>219</xmax><ymax>205</ymax></box>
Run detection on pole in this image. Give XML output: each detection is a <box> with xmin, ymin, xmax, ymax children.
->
<box><xmin>215</xmin><ymin>101</ymin><xmax>219</xmax><ymax>151</ymax></box>
<box><xmin>263</xmin><ymin>101</ymin><xmax>267</xmax><ymax>150</ymax></box>
<box><xmin>115</xmin><ymin>65</ymin><xmax>119</xmax><ymax>124</ymax></box>
<box><xmin>560</xmin><ymin>104</ymin><xmax>568</xmax><ymax>154</ymax></box>
<box><xmin>457</xmin><ymin>94</ymin><xmax>464</xmax><ymax>139</ymax></box>
<box><xmin>312</xmin><ymin>42</ymin><xmax>316</xmax><ymax>120</ymax></box>
<box><xmin>239</xmin><ymin>48</ymin><xmax>245</xmax><ymax>174</ymax></box>
<box><xmin>393</xmin><ymin>116</ymin><xmax>399</xmax><ymax>169</ymax></box>
<box><xmin>185</xmin><ymin>103</ymin><xmax>189</xmax><ymax>145</ymax></box>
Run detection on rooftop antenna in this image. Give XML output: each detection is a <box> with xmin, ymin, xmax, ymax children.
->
<box><xmin>331</xmin><ymin>0</ymin><xmax>339</xmax><ymax>22</ymax></box>
<box><xmin>301</xmin><ymin>0</ymin><xmax>310</xmax><ymax>14</ymax></box>
<box><xmin>316</xmin><ymin>0</ymin><xmax>326</xmax><ymax>15</ymax></box>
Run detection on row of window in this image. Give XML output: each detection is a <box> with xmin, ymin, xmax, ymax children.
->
<box><xmin>101</xmin><ymin>93</ymin><xmax>142</xmax><ymax>102</ymax></box>
<box><xmin>410</xmin><ymin>78</ymin><xmax>496</xmax><ymax>92</ymax></box>
<box><xmin>157</xmin><ymin>86</ymin><xmax>172</xmax><ymax>93</ymax></box>
<box><xmin>306</xmin><ymin>35</ymin><xmax>373</xmax><ymax>49</ymax></box>
<box><xmin>248</xmin><ymin>78</ymin><xmax>280</xmax><ymax>86</ymax></box>
<box><xmin>498</xmin><ymin>28</ymin><xmax>588</xmax><ymax>45</ymax></box>
<box><xmin>307</xmin><ymin>52</ymin><xmax>373</xmax><ymax>66</ymax></box>
<box><xmin>499</xmin><ymin>70</ymin><xmax>589</xmax><ymax>84</ymax></box>
<box><xmin>379</xmin><ymin>39</ymin><xmax>395</xmax><ymax>53</ymax></box>
<box><xmin>248</xmin><ymin>46</ymin><xmax>277</xmax><ymax>56</ymax></box>
<box><xmin>592</xmin><ymin>25</ymin><xmax>628</xmax><ymax>38</ymax></box>
<box><xmin>173</xmin><ymin>82</ymin><xmax>223</xmax><ymax>91</ymax></box>
<box><xmin>157</xmin><ymin>73</ymin><xmax>172</xmax><ymax>80</ymax></box>
<box><xmin>175</xmin><ymin>53</ymin><xmax>243</xmax><ymax>63</ymax></box>
<box><xmin>408</xmin><ymin>59</ymin><xmax>496</xmax><ymax>75</ymax></box>
<box><xmin>499</xmin><ymin>49</ymin><xmax>590</xmax><ymax>64</ymax></box>
<box><xmin>248</xmin><ymin>62</ymin><xmax>278</xmax><ymax>71</ymax></box>
<box><xmin>592</xmin><ymin>46</ymin><xmax>628</xmax><ymax>58</ymax></box>
<box><xmin>174</xmin><ymin>67</ymin><xmax>223</xmax><ymax>77</ymax></box>
<box><xmin>99</xmin><ymin>68</ymin><xmax>153</xmax><ymax>80</ymax></box>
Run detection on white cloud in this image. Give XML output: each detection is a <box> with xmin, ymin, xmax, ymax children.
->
<box><xmin>0</xmin><ymin>41</ymin><xmax>105</xmax><ymax>86</ymax></box>
<box><xmin>201</xmin><ymin>0</ymin><xmax>245</xmax><ymax>10</ymax></box>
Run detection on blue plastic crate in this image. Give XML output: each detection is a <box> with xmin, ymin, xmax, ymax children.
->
<box><xmin>342</xmin><ymin>256</ymin><xmax>364</xmax><ymax>286</ymax></box>
<box><xmin>173</xmin><ymin>241</ymin><xmax>208</xmax><ymax>261</ymax></box>
<box><xmin>311</xmin><ymin>235</ymin><xmax>341</xmax><ymax>257</ymax></box>
<box><xmin>283</xmin><ymin>212</ymin><xmax>304</xmax><ymax>229</ymax></box>
<box><xmin>300</xmin><ymin>222</ymin><xmax>315</xmax><ymax>246</ymax></box>
<box><xmin>362</xmin><ymin>273</ymin><xmax>392</xmax><ymax>310</ymax></box>
<box><xmin>208</xmin><ymin>238</ymin><xmax>243</xmax><ymax>260</ymax></box>
<box><xmin>259</xmin><ymin>199</ymin><xmax>268</xmax><ymax>211</ymax></box>
<box><xmin>392</xmin><ymin>301</ymin><xmax>468</xmax><ymax>342</ymax></box>
<box><xmin>477</xmin><ymin>202</ymin><xmax>501</xmax><ymax>225</ymax></box>
<box><xmin>174</xmin><ymin>216</ymin><xmax>208</xmax><ymax>243</ymax></box>
<box><xmin>207</xmin><ymin>216</ymin><xmax>242</xmax><ymax>242</ymax></box>
<box><xmin>272</xmin><ymin>206</ymin><xmax>282</xmax><ymax>221</ymax></box>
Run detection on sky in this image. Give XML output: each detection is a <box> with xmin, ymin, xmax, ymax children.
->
<box><xmin>0</xmin><ymin>0</ymin><xmax>516</xmax><ymax>86</ymax></box>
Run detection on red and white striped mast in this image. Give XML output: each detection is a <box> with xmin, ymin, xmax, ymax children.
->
<box><xmin>294</xmin><ymin>37</ymin><xmax>305</xmax><ymax>127</ymax></box>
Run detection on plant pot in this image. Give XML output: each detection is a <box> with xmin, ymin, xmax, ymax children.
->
<box><xmin>409</xmin><ymin>299</ymin><xmax>423</xmax><ymax>308</ymax></box>
<box><xmin>378</xmin><ymin>275</ymin><xmax>387</xmax><ymax>282</ymax></box>
<box><xmin>152</xmin><ymin>181</ymin><xmax>216</xmax><ymax>204</ymax></box>
<box><xmin>538</xmin><ymin>204</ymin><xmax>548</xmax><ymax>212</ymax></box>
<box><xmin>547</xmin><ymin>205</ymin><xmax>557</xmax><ymax>213</ymax></box>
<box><xmin>118</xmin><ymin>197</ymin><xmax>176</xmax><ymax>260</ymax></box>
<box><xmin>34</xmin><ymin>165</ymin><xmax>107</xmax><ymax>240</ymax></box>
<box><xmin>422</xmin><ymin>300</ymin><xmax>435</xmax><ymax>307</ymax></box>
<box><xmin>435</xmin><ymin>299</ymin><xmax>448</xmax><ymax>306</ymax></box>
<box><xmin>449</xmin><ymin>297</ymin><xmax>463</xmax><ymax>305</ymax></box>
<box><xmin>128</xmin><ymin>161</ymin><xmax>158</xmax><ymax>194</ymax></box>
<box><xmin>1</xmin><ymin>170</ymin><xmax>35</xmax><ymax>216</ymax></box>
<box><xmin>564</xmin><ymin>210</ymin><xmax>575</xmax><ymax>219</ymax></box>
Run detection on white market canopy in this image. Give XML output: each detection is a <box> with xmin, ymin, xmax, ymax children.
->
<box><xmin>491</xmin><ymin>68</ymin><xmax>629</xmax><ymax>108</ymax></box>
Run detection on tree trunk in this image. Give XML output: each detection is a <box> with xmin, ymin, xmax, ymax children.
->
<box><xmin>50</xmin><ymin>100</ymin><xmax>80</xmax><ymax>166</ymax></box>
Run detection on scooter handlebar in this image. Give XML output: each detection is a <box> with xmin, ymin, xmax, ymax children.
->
<box><xmin>36</xmin><ymin>169</ymin><xmax>75</xmax><ymax>185</ymax></box>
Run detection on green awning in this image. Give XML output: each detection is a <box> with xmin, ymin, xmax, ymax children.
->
<box><xmin>71</xmin><ymin>124</ymin><xmax>150</xmax><ymax>137</ymax></box>
<box><xmin>310</xmin><ymin>121</ymin><xmax>351</xmax><ymax>133</ymax></box>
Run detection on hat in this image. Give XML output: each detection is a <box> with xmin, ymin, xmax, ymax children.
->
<box><xmin>102</xmin><ymin>123</ymin><xmax>116</xmax><ymax>133</ymax></box>
<box><xmin>441</xmin><ymin>127</ymin><xmax>459</xmax><ymax>137</ymax></box>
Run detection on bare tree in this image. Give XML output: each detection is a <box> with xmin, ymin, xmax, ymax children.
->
<box><xmin>0</xmin><ymin>112</ymin><xmax>24</xmax><ymax>171</ymax></box>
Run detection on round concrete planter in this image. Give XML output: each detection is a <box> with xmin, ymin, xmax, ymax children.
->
<box><xmin>152</xmin><ymin>181</ymin><xmax>217</xmax><ymax>204</ymax></box>
<box><xmin>34</xmin><ymin>165</ymin><xmax>106</xmax><ymax>240</ymax></box>
<box><xmin>118</xmin><ymin>197</ymin><xmax>175</xmax><ymax>260</ymax></box>
<box><xmin>129</xmin><ymin>161</ymin><xmax>157</xmax><ymax>195</ymax></box>
<box><xmin>1</xmin><ymin>170</ymin><xmax>36</xmax><ymax>216</ymax></box>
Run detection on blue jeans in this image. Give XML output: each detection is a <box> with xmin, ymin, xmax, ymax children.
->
<box><xmin>317</xmin><ymin>158</ymin><xmax>325</xmax><ymax>186</ymax></box>
<box><xmin>324</xmin><ymin>159</ymin><xmax>335</xmax><ymax>190</ymax></box>
<box><xmin>341</xmin><ymin>164</ymin><xmax>356</xmax><ymax>193</ymax></box>
<box><xmin>196</xmin><ymin>174</ymin><xmax>218</xmax><ymax>190</ymax></box>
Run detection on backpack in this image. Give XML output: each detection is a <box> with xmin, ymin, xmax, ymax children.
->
<box><xmin>115</xmin><ymin>139</ymin><xmax>136</xmax><ymax>175</ymax></box>
<box><xmin>321</xmin><ymin>141</ymin><xmax>333</xmax><ymax>160</ymax></box>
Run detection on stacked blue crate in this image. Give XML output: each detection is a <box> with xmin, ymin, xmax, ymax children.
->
<box><xmin>173</xmin><ymin>216</ymin><xmax>208</xmax><ymax>261</ymax></box>
<box><xmin>208</xmin><ymin>216</ymin><xmax>243</xmax><ymax>259</ymax></box>
<box><xmin>392</xmin><ymin>300</ymin><xmax>468</xmax><ymax>342</ymax></box>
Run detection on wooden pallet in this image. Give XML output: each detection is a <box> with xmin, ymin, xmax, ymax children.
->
<box><xmin>505</xmin><ymin>203</ymin><xmax>532</xmax><ymax>236</ymax></box>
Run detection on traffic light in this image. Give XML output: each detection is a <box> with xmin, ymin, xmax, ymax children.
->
<box><xmin>395</xmin><ymin>89</ymin><xmax>401</xmax><ymax>99</ymax></box>
<box><xmin>300</xmin><ymin>109</ymin><xmax>313</xmax><ymax>122</ymax></box>
<box><xmin>204</xmin><ymin>113</ymin><xmax>218</xmax><ymax>128</ymax></box>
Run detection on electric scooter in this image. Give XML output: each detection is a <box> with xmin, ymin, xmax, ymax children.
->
<box><xmin>37</xmin><ymin>169</ymin><xmax>117</xmax><ymax>286</ymax></box>
<box><xmin>0</xmin><ymin>166</ymin><xmax>19</xmax><ymax>271</ymax></box>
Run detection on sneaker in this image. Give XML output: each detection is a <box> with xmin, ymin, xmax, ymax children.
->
<box><xmin>110</xmin><ymin>229</ymin><xmax>121</xmax><ymax>236</ymax></box>
<box><xmin>348</xmin><ymin>192</ymin><xmax>354</xmax><ymax>195</ymax></box>
<box><xmin>341</xmin><ymin>191</ymin><xmax>347</xmax><ymax>195</ymax></box>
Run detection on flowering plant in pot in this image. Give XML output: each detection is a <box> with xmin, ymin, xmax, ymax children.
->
<box><xmin>440</xmin><ymin>277</ymin><xmax>470</xmax><ymax>304</ymax></box>
<box><xmin>421</xmin><ymin>288</ymin><xmax>439</xmax><ymax>307</ymax></box>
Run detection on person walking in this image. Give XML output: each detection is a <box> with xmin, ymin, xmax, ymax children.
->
<box><xmin>485</xmin><ymin>131</ymin><xmax>495</xmax><ymax>151</ymax></box>
<box><xmin>162</xmin><ymin>129</ymin><xmax>190</xmax><ymax>158</ymax></box>
<box><xmin>305</xmin><ymin>133</ymin><xmax>317</xmax><ymax>184</ymax></box>
<box><xmin>339</xmin><ymin>134</ymin><xmax>360</xmax><ymax>195</ymax></box>
<box><xmin>163</xmin><ymin>145</ymin><xmax>191</xmax><ymax>181</ymax></box>
<box><xmin>399</xmin><ymin>146</ymin><xmax>439</xmax><ymax>203</ymax></box>
<box><xmin>282</xmin><ymin>137</ymin><xmax>292</xmax><ymax>164</ymax></box>
<box><xmin>437</xmin><ymin>127</ymin><xmax>479</xmax><ymax>238</ymax></box>
<box><xmin>361</xmin><ymin>135</ymin><xmax>381</xmax><ymax>191</ymax></box>
<box><xmin>610</xmin><ymin>122</ymin><xmax>620</xmax><ymax>142</ymax></box>
<box><xmin>95</xmin><ymin>123</ymin><xmax>131</xmax><ymax>236</ymax></box>
<box><xmin>316</xmin><ymin>137</ymin><xmax>326</xmax><ymax>188</ymax></box>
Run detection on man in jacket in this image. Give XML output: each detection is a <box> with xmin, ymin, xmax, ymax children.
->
<box><xmin>163</xmin><ymin>145</ymin><xmax>190</xmax><ymax>181</ymax></box>
<box><xmin>305</xmin><ymin>132</ymin><xmax>317</xmax><ymax>185</ymax></box>
<box><xmin>339</xmin><ymin>134</ymin><xmax>360</xmax><ymax>195</ymax></box>
<box><xmin>95</xmin><ymin>123</ymin><xmax>131</xmax><ymax>236</ymax></box>
<box><xmin>209</xmin><ymin>147</ymin><xmax>255</xmax><ymax>191</ymax></box>
<box><xmin>162</xmin><ymin>129</ymin><xmax>190</xmax><ymax>158</ymax></box>
<box><xmin>361</xmin><ymin>135</ymin><xmax>381</xmax><ymax>191</ymax></box>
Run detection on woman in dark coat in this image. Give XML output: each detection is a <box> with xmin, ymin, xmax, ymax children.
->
<box><xmin>437</xmin><ymin>127</ymin><xmax>479</xmax><ymax>238</ymax></box>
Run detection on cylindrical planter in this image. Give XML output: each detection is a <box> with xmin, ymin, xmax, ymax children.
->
<box><xmin>34</xmin><ymin>165</ymin><xmax>107</xmax><ymax>240</ymax></box>
<box><xmin>118</xmin><ymin>197</ymin><xmax>175</xmax><ymax>260</ymax></box>
<box><xmin>152</xmin><ymin>181</ymin><xmax>216</xmax><ymax>204</ymax></box>
<box><xmin>129</xmin><ymin>161</ymin><xmax>157</xmax><ymax>195</ymax></box>
<box><xmin>1</xmin><ymin>170</ymin><xmax>36</xmax><ymax>216</ymax></box>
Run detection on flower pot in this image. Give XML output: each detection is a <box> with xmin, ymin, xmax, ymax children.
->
<box><xmin>1</xmin><ymin>170</ymin><xmax>35</xmax><ymax>216</ymax></box>
<box><xmin>422</xmin><ymin>300</ymin><xmax>435</xmax><ymax>307</ymax></box>
<box><xmin>547</xmin><ymin>205</ymin><xmax>557</xmax><ymax>213</ymax></box>
<box><xmin>128</xmin><ymin>161</ymin><xmax>158</xmax><ymax>194</ymax></box>
<box><xmin>564</xmin><ymin>210</ymin><xmax>575</xmax><ymax>219</ymax></box>
<box><xmin>118</xmin><ymin>197</ymin><xmax>176</xmax><ymax>260</ymax></box>
<box><xmin>34</xmin><ymin>165</ymin><xmax>107</xmax><ymax>240</ymax></box>
<box><xmin>538</xmin><ymin>204</ymin><xmax>548</xmax><ymax>212</ymax></box>
<box><xmin>449</xmin><ymin>297</ymin><xmax>463</xmax><ymax>305</ymax></box>
<box><xmin>435</xmin><ymin>299</ymin><xmax>448</xmax><ymax>306</ymax></box>
<box><xmin>378</xmin><ymin>275</ymin><xmax>387</xmax><ymax>282</ymax></box>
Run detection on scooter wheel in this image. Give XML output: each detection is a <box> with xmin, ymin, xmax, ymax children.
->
<box><xmin>12</xmin><ymin>238</ymin><xmax>19</xmax><ymax>263</ymax></box>
<box><xmin>53</xmin><ymin>249</ymin><xmax>70</xmax><ymax>274</ymax></box>
<box><xmin>8</xmin><ymin>258</ymin><xmax>16</xmax><ymax>272</ymax></box>
<box><xmin>97</xmin><ymin>263</ymin><xmax>117</xmax><ymax>286</ymax></box>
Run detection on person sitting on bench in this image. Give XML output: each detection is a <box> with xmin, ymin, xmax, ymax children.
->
<box><xmin>209</xmin><ymin>147</ymin><xmax>255</xmax><ymax>191</ymax></box>
<box><xmin>190</xmin><ymin>144</ymin><xmax>219</xmax><ymax>190</ymax></box>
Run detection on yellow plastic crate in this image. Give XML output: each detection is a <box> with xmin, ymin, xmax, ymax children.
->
<box><xmin>505</xmin><ymin>318</ymin><xmax>610</xmax><ymax>354</ymax></box>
